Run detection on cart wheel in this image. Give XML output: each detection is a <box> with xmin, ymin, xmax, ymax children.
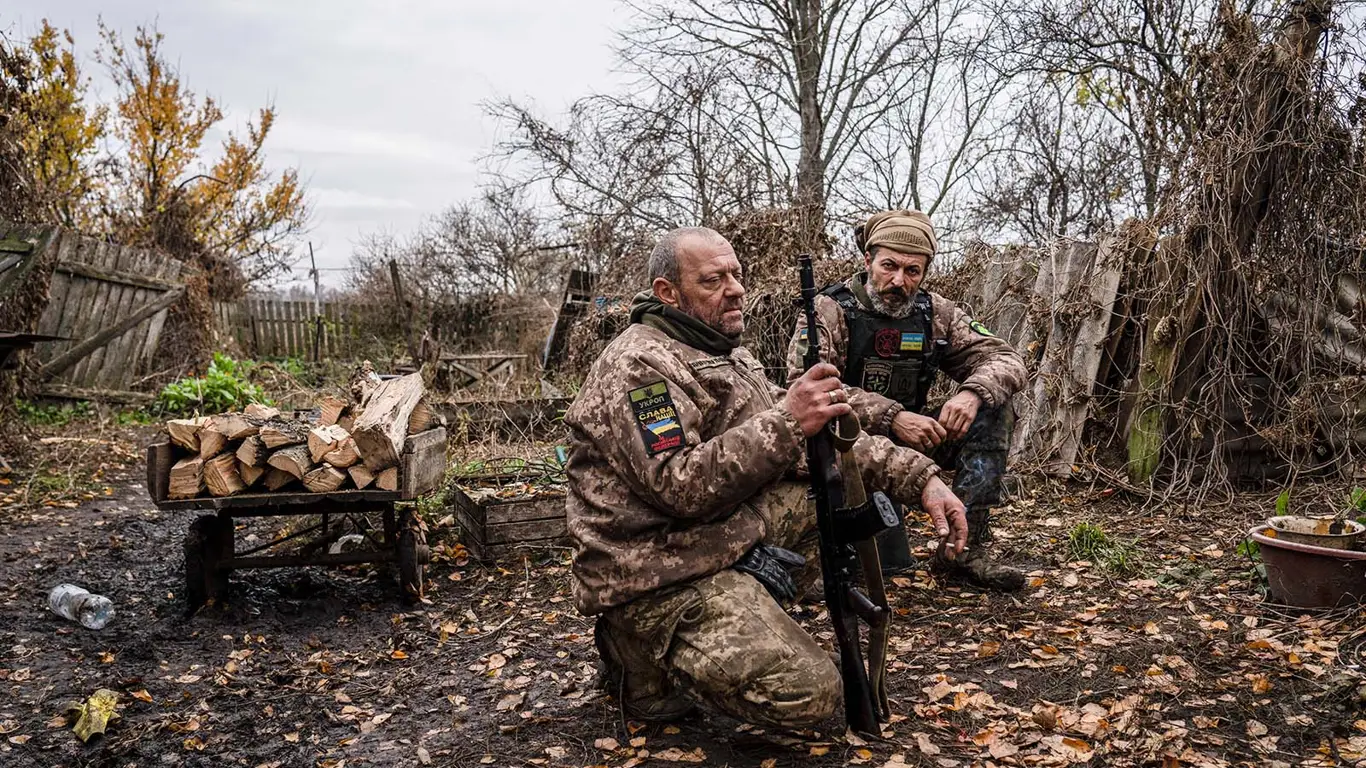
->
<box><xmin>397</xmin><ymin>526</ymin><xmax>427</xmax><ymax>602</ymax></box>
<box><xmin>185</xmin><ymin>515</ymin><xmax>232</xmax><ymax>611</ymax></box>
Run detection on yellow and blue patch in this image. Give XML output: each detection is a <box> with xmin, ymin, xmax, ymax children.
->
<box><xmin>629</xmin><ymin>381</ymin><xmax>686</xmax><ymax>456</ymax></box>
<box><xmin>900</xmin><ymin>332</ymin><xmax>925</xmax><ymax>352</ymax></box>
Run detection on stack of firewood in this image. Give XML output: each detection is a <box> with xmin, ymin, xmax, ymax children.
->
<box><xmin>163</xmin><ymin>372</ymin><xmax>435</xmax><ymax>499</ymax></box>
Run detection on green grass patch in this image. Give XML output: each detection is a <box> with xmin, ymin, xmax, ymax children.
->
<box><xmin>1066</xmin><ymin>521</ymin><xmax>1142</xmax><ymax>576</ymax></box>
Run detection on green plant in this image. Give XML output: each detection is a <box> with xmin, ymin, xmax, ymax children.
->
<box><xmin>1066</xmin><ymin>522</ymin><xmax>1110</xmax><ymax>562</ymax></box>
<box><xmin>1275</xmin><ymin>488</ymin><xmax>1291</xmax><ymax>517</ymax></box>
<box><xmin>156</xmin><ymin>353</ymin><xmax>270</xmax><ymax>416</ymax></box>
<box><xmin>1066</xmin><ymin>522</ymin><xmax>1142</xmax><ymax>576</ymax></box>
<box><xmin>15</xmin><ymin>399</ymin><xmax>93</xmax><ymax>426</ymax></box>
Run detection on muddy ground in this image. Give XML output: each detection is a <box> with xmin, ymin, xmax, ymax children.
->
<box><xmin>2</xmin><ymin>420</ymin><xmax>1366</xmax><ymax>768</ymax></box>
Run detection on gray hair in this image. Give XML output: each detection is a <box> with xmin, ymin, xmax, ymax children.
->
<box><xmin>648</xmin><ymin>226</ymin><xmax>724</xmax><ymax>283</ymax></box>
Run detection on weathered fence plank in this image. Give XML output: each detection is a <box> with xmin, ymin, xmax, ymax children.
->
<box><xmin>212</xmin><ymin>297</ymin><xmax>363</xmax><ymax>360</ymax></box>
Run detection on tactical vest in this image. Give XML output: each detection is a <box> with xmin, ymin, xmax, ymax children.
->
<box><xmin>823</xmin><ymin>284</ymin><xmax>945</xmax><ymax>413</ymax></box>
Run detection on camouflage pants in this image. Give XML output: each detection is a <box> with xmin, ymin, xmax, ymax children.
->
<box><xmin>598</xmin><ymin>483</ymin><xmax>840</xmax><ymax>729</ymax></box>
<box><xmin>926</xmin><ymin>403</ymin><xmax>1013</xmax><ymax>542</ymax></box>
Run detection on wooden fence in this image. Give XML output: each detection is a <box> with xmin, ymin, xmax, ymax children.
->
<box><xmin>0</xmin><ymin>221</ymin><xmax>189</xmax><ymax>401</ymax></box>
<box><xmin>215</xmin><ymin>298</ymin><xmax>365</xmax><ymax>360</ymax></box>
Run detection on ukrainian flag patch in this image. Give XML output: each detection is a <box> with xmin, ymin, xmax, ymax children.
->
<box><xmin>900</xmin><ymin>332</ymin><xmax>925</xmax><ymax>352</ymax></box>
<box><xmin>629</xmin><ymin>381</ymin><xmax>686</xmax><ymax>456</ymax></box>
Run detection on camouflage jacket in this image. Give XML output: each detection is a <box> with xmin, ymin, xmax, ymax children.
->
<box><xmin>785</xmin><ymin>273</ymin><xmax>1028</xmax><ymax>436</ymax></box>
<box><xmin>564</xmin><ymin>323</ymin><xmax>808</xmax><ymax>615</ymax></box>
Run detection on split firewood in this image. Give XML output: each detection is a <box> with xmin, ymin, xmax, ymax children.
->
<box><xmin>303</xmin><ymin>465</ymin><xmax>347</xmax><ymax>493</ymax></box>
<box><xmin>167</xmin><ymin>417</ymin><xmax>208</xmax><ymax>452</ymax></box>
<box><xmin>259</xmin><ymin>420</ymin><xmax>310</xmax><ymax>449</ymax></box>
<box><xmin>204</xmin><ymin>454</ymin><xmax>247</xmax><ymax>497</ymax></box>
<box><xmin>322</xmin><ymin>438</ymin><xmax>360</xmax><ymax>468</ymax></box>
<box><xmin>207</xmin><ymin>412</ymin><xmax>261</xmax><ymax>441</ymax></box>
<box><xmin>308</xmin><ymin>424</ymin><xmax>351</xmax><ymax>463</ymax></box>
<box><xmin>352</xmin><ymin>373</ymin><xmax>425</xmax><ymax>471</ymax></box>
<box><xmin>236</xmin><ymin>435</ymin><xmax>269</xmax><ymax>467</ymax></box>
<box><xmin>262</xmin><ymin>467</ymin><xmax>294</xmax><ymax>491</ymax></box>
<box><xmin>267</xmin><ymin>444</ymin><xmax>315</xmax><ymax>480</ymax></box>
<box><xmin>375</xmin><ymin>466</ymin><xmax>399</xmax><ymax>492</ymax></box>
<box><xmin>349</xmin><ymin>464</ymin><xmax>375</xmax><ymax>489</ymax></box>
<box><xmin>408</xmin><ymin>398</ymin><xmax>436</xmax><ymax>434</ymax></box>
<box><xmin>197</xmin><ymin>427</ymin><xmax>229</xmax><ymax>459</ymax></box>
<box><xmin>350</xmin><ymin>360</ymin><xmax>382</xmax><ymax>407</ymax></box>
<box><xmin>318</xmin><ymin>396</ymin><xmax>347</xmax><ymax>427</ymax></box>
<box><xmin>169</xmin><ymin>456</ymin><xmax>205</xmax><ymax>499</ymax></box>
<box><xmin>240</xmin><ymin>461</ymin><xmax>265</xmax><ymax>487</ymax></box>
<box><xmin>244</xmin><ymin>403</ymin><xmax>280</xmax><ymax>420</ymax></box>
<box><xmin>338</xmin><ymin>413</ymin><xmax>356</xmax><ymax>432</ymax></box>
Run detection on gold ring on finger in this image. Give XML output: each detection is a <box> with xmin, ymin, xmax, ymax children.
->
<box><xmin>828</xmin><ymin>390</ymin><xmax>840</xmax><ymax>404</ymax></box>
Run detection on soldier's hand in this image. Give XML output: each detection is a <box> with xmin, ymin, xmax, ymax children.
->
<box><xmin>783</xmin><ymin>363</ymin><xmax>852</xmax><ymax>437</ymax></box>
<box><xmin>892</xmin><ymin>410</ymin><xmax>947</xmax><ymax>451</ymax></box>
<box><xmin>938</xmin><ymin>390</ymin><xmax>982</xmax><ymax>441</ymax></box>
<box><xmin>920</xmin><ymin>475</ymin><xmax>968</xmax><ymax>559</ymax></box>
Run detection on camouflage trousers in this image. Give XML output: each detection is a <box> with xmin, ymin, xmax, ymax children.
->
<box><xmin>597</xmin><ymin>483</ymin><xmax>840</xmax><ymax>729</ymax></box>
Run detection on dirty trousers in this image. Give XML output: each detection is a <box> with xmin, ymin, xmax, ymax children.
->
<box><xmin>598</xmin><ymin>483</ymin><xmax>840</xmax><ymax>728</ymax></box>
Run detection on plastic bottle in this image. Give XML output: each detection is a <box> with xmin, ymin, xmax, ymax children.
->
<box><xmin>47</xmin><ymin>584</ymin><xmax>114</xmax><ymax>630</ymax></box>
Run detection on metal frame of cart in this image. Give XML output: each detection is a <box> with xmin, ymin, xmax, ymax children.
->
<box><xmin>146</xmin><ymin>428</ymin><xmax>446</xmax><ymax>610</ymax></box>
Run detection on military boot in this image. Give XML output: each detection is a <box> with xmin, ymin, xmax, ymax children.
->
<box><xmin>594</xmin><ymin>617</ymin><xmax>696</xmax><ymax>721</ymax></box>
<box><xmin>938</xmin><ymin>506</ymin><xmax>1025</xmax><ymax>592</ymax></box>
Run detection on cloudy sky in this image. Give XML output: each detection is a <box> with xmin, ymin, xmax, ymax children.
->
<box><xmin>5</xmin><ymin>0</ymin><xmax>624</xmax><ymax>289</ymax></box>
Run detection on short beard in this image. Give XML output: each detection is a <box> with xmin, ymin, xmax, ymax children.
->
<box><xmin>679</xmin><ymin>295</ymin><xmax>744</xmax><ymax>339</ymax></box>
<box><xmin>868</xmin><ymin>288</ymin><xmax>916</xmax><ymax>319</ymax></box>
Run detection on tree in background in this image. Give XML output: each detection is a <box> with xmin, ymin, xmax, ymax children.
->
<box><xmin>0</xmin><ymin>22</ymin><xmax>105</xmax><ymax>226</ymax></box>
<box><xmin>95</xmin><ymin>21</ymin><xmax>309</xmax><ymax>296</ymax></box>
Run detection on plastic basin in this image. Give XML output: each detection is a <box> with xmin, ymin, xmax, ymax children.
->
<box><xmin>1249</xmin><ymin>525</ymin><xmax>1366</xmax><ymax>608</ymax></box>
<box><xmin>1265</xmin><ymin>516</ymin><xmax>1366</xmax><ymax>550</ymax></box>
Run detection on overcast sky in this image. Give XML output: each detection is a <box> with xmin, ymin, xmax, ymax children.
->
<box><xmin>4</xmin><ymin>1</ymin><xmax>624</xmax><ymax>290</ymax></box>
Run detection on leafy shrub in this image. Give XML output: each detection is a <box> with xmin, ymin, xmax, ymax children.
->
<box><xmin>156</xmin><ymin>353</ymin><xmax>270</xmax><ymax>416</ymax></box>
<box><xmin>15</xmin><ymin>399</ymin><xmax>93</xmax><ymax>426</ymax></box>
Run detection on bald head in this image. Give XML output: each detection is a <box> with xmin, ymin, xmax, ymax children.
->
<box><xmin>648</xmin><ymin>226</ymin><xmax>726</xmax><ymax>284</ymax></box>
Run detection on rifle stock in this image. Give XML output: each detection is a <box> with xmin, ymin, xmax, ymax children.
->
<box><xmin>796</xmin><ymin>253</ymin><xmax>896</xmax><ymax>734</ymax></box>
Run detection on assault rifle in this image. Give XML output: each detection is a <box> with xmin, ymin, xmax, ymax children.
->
<box><xmin>797</xmin><ymin>252</ymin><xmax>901</xmax><ymax>734</ymax></box>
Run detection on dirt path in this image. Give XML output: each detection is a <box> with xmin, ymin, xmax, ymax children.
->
<box><xmin>2</xmin><ymin>444</ymin><xmax>1365</xmax><ymax>767</ymax></box>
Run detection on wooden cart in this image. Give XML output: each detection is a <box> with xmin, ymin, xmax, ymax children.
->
<box><xmin>146</xmin><ymin>428</ymin><xmax>447</xmax><ymax>609</ymax></box>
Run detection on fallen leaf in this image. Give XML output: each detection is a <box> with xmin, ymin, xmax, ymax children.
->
<box><xmin>1248</xmin><ymin>720</ymin><xmax>1268</xmax><ymax>737</ymax></box>
<box><xmin>1251</xmin><ymin>674</ymin><xmax>1273</xmax><ymax>694</ymax></box>
<box><xmin>989</xmin><ymin>740</ymin><xmax>1019</xmax><ymax>759</ymax></box>
<box><xmin>545</xmin><ymin>745</ymin><xmax>568</xmax><ymax>759</ymax></box>
<box><xmin>810</xmin><ymin>745</ymin><xmax>830</xmax><ymax>756</ymax></box>
<box><xmin>978</xmin><ymin>640</ymin><xmax>1001</xmax><ymax>658</ymax></box>
<box><xmin>630</xmin><ymin>736</ymin><xmax>647</xmax><ymax>748</ymax></box>
<box><xmin>417</xmin><ymin>746</ymin><xmax>431</xmax><ymax>764</ymax></box>
<box><xmin>595</xmin><ymin>737</ymin><xmax>620</xmax><ymax>751</ymax></box>
<box><xmin>915</xmin><ymin>732</ymin><xmax>941</xmax><ymax>755</ymax></box>
<box><xmin>495</xmin><ymin>692</ymin><xmax>525</xmax><ymax>712</ymax></box>
<box><xmin>390</xmin><ymin>650</ymin><xmax>408</xmax><ymax>660</ymax></box>
<box><xmin>8</xmin><ymin>735</ymin><xmax>30</xmax><ymax>745</ymax></box>
<box><xmin>131</xmin><ymin>690</ymin><xmax>153</xmax><ymax>703</ymax></box>
<box><xmin>284</xmin><ymin>732</ymin><xmax>300</xmax><ymax>743</ymax></box>
<box><xmin>66</xmin><ymin>689</ymin><xmax>120</xmax><ymax>743</ymax></box>
<box><xmin>176</xmin><ymin>674</ymin><xmax>202</xmax><ymax>684</ymax></box>
<box><xmin>654</xmin><ymin>747</ymin><xmax>707</xmax><ymax>762</ymax></box>
<box><xmin>486</xmin><ymin>653</ymin><xmax>507</xmax><ymax>671</ymax></box>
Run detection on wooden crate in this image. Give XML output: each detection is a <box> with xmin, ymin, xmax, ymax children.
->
<box><xmin>449</xmin><ymin>479</ymin><xmax>568</xmax><ymax>561</ymax></box>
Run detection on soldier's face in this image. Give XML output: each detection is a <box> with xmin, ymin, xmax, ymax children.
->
<box><xmin>865</xmin><ymin>247</ymin><xmax>928</xmax><ymax>312</ymax></box>
<box><xmin>663</xmin><ymin>236</ymin><xmax>747</xmax><ymax>339</ymax></box>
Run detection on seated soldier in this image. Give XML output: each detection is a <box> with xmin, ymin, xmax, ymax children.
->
<box><xmin>785</xmin><ymin>209</ymin><xmax>1028</xmax><ymax>591</ymax></box>
<box><xmin>563</xmin><ymin>225</ymin><xmax>969</xmax><ymax>728</ymax></box>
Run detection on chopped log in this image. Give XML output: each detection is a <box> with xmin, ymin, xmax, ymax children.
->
<box><xmin>375</xmin><ymin>466</ymin><xmax>399</xmax><ymax>491</ymax></box>
<box><xmin>169</xmin><ymin>456</ymin><xmax>205</xmax><ymax>499</ymax></box>
<box><xmin>240</xmin><ymin>461</ymin><xmax>265</xmax><ymax>487</ymax></box>
<box><xmin>245</xmin><ymin>403</ymin><xmax>281</xmax><ymax>420</ymax></box>
<box><xmin>303</xmin><ymin>465</ymin><xmax>347</xmax><ymax>493</ymax></box>
<box><xmin>208</xmin><ymin>413</ymin><xmax>261</xmax><ymax>441</ymax></box>
<box><xmin>167</xmin><ymin>417</ymin><xmax>208</xmax><ymax>452</ymax></box>
<box><xmin>236</xmin><ymin>435</ymin><xmax>269</xmax><ymax>467</ymax></box>
<box><xmin>338</xmin><ymin>413</ymin><xmax>356</xmax><ymax>432</ymax></box>
<box><xmin>198</xmin><ymin>427</ymin><xmax>229</xmax><ymax>460</ymax></box>
<box><xmin>408</xmin><ymin>398</ymin><xmax>435</xmax><ymax>434</ymax></box>
<box><xmin>259</xmin><ymin>420</ymin><xmax>310</xmax><ymax>449</ymax></box>
<box><xmin>322</xmin><ymin>438</ymin><xmax>360</xmax><ymax>468</ymax></box>
<box><xmin>352</xmin><ymin>373</ymin><xmax>426</xmax><ymax>471</ymax></box>
<box><xmin>264</xmin><ymin>467</ymin><xmax>296</xmax><ymax>491</ymax></box>
<box><xmin>350</xmin><ymin>361</ymin><xmax>382</xmax><ymax>406</ymax></box>
<box><xmin>267</xmin><ymin>444</ymin><xmax>315</xmax><ymax>480</ymax></box>
<box><xmin>349</xmin><ymin>464</ymin><xmax>375</xmax><ymax>489</ymax></box>
<box><xmin>204</xmin><ymin>454</ymin><xmax>247</xmax><ymax>497</ymax></box>
<box><xmin>308</xmin><ymin>424</ymin><xmax>351</xmax><ymax>463</ymax></box>
<box><xmin>318</xmin><ymin>396</ymin><xmax>347</xmax><ymax>427</ymax></box>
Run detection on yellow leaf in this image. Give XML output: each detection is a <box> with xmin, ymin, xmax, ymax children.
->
<box><xmin>977</xmin><ymin>640</ymin><xmax>1001</xmax><ymax>658</ymax></box>
<box><xmin>809</xmin><ymin>745</ymin><xmax>830</xmax><ymax>756</ymax></box>
<box><xmin>1251</xmin><ymin>674</ymin><xmax>1273</xmax><ymax>693</ymax></box>
<box><xmin>131</xmin><ymin>690</ymin><xmax>153</xmax><ymax>703</ymax></box>
<box><xmin>390</xmin><ymin>650</ymin><xmax>408</xmax><ymax>660</ymax></box>
<box><xmin>284</xmin><ymin>732</ymin><xmax>299</xmax><ymax>743</ymax></box>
